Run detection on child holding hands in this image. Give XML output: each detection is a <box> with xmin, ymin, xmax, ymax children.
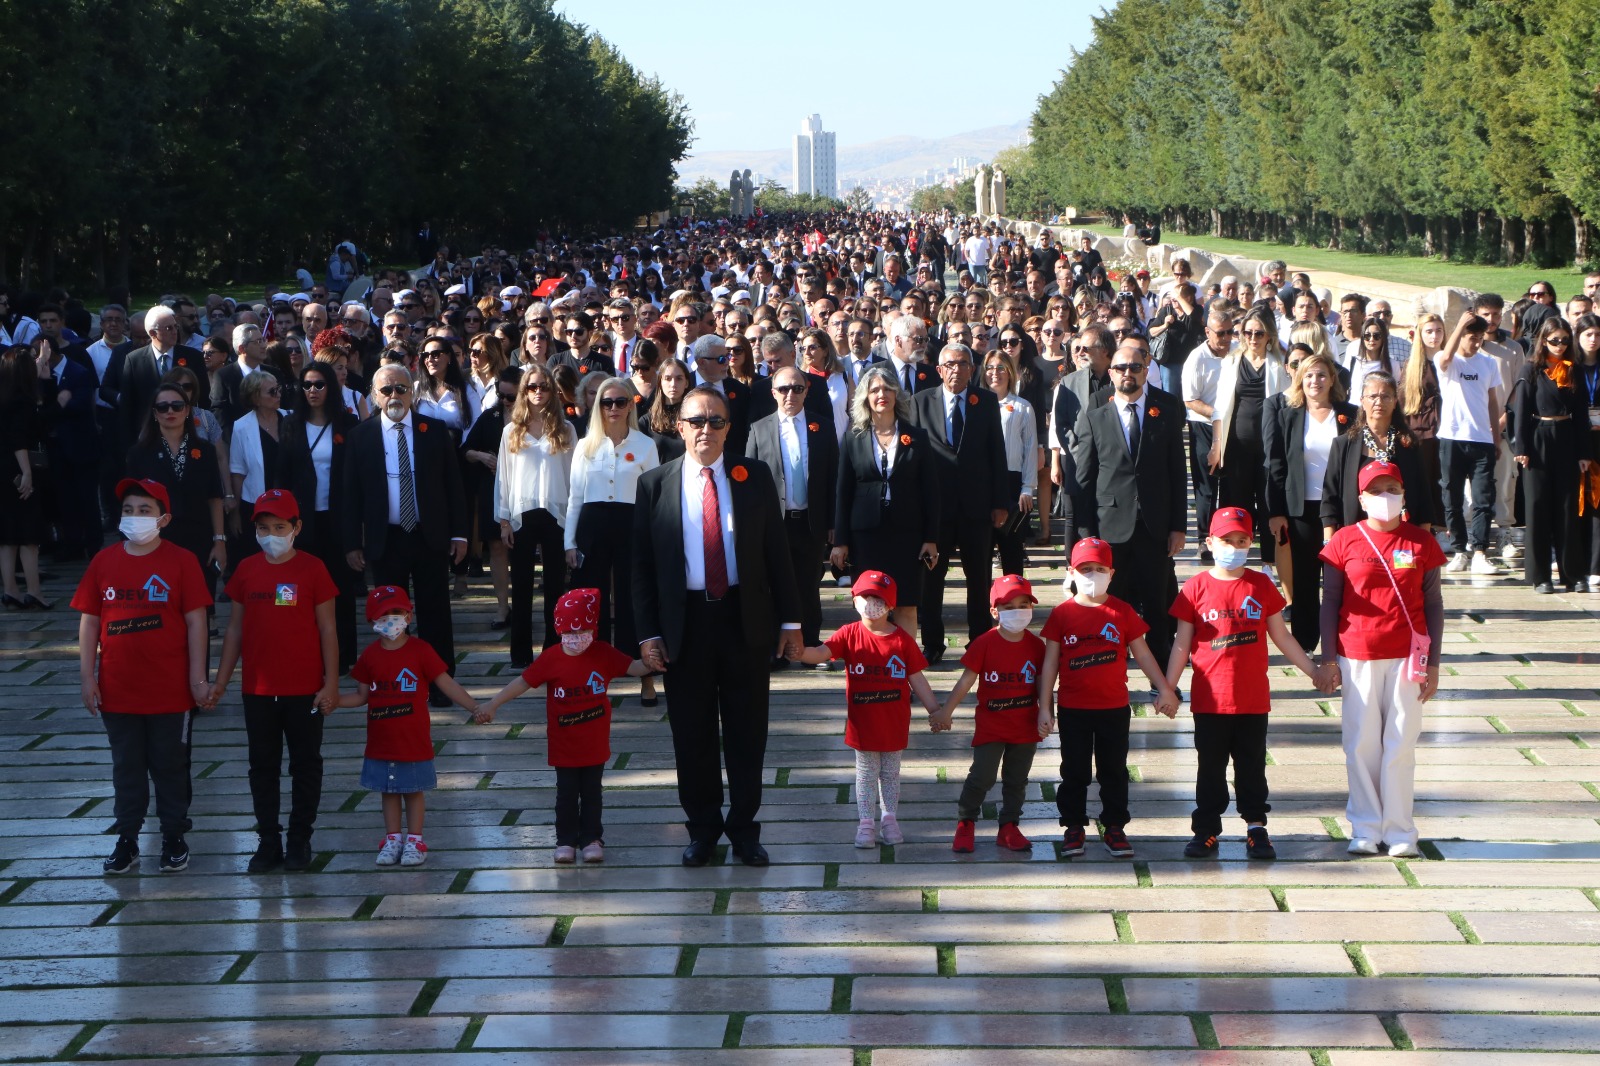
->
<box><xmin>473</xmin><ymin>588</ymin><xmax>652</xmax><ymax>864</ymax></box>
<box><xmin>796</xmin><ymin>571</ymin><xmax>940</xmax><ymax>848</ymax></box>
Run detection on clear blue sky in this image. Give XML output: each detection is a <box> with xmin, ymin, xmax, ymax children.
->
<box><xmin>552</xmin><ymin>1</ymin><xmax>1103</xmax><ymax>153</ymax></box>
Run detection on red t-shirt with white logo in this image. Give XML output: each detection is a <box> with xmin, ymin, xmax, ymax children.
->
<box><xmin>825</xmin><ymin>621</ymin><xmax>929</xmax><ymax>752</ymax></box>
<box><xmin>1040</xmin><ymin>596</ymin><xmax>1149</xmax><ymax>710</ymax></box>
<box><xmin>1319</xmin><ymin>521</ymin><xmax>1447</xmax><ymax>660</ymax></box>
<box><xmin>223</xmin><ymin>551</ymin><xmax>338</xmax><ymax>696</ymax></box>
<box><xmin>960</xmin><ymin>628</ymin><xmax>1045</xmax><ymax>745</ymax></box>
<box><xmin>71</xmin><ymin>541</ymin><xmax>212</xmax><ymax>715</ymax></box>
<box><xmin>350</xmin><ymin>637</ymin><xmax>450</xmax><ymax>761</ymax></box>
<box><xmin>519</xmin><ymin>641</ymin><xmax>635</xmax><ymax>767</ymax></box>
<box><xmin>1169</xmin><ymin>569</ymin><xmax>1287</xmax><ymax>715</ymax></box>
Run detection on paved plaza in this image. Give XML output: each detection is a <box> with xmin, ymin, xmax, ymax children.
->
<box><xmin>0</xmin><ymin>545</ymin><xmax>1597</xmax><ymax>1064</ymax></box>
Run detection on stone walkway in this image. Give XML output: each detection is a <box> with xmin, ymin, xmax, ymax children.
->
<box><xmin>1</xmin><ymin>537</ymin><xmax>1597</xmax><ymax>1063</ymax></box>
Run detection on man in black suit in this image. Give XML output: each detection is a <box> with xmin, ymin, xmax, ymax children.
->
<box><xmin>634</xmin><ymin>386</ymin><xmax>802</xmax><ymax>868</ymax></box>
<box><xmin>342</xmin><ymin>365</ymin><xmax>468</xmax><ymax>707</ymax></box>
<box><xmin>748</xmin><ymin>332</ymin><xmax>835</xmax><ymax>433</ymax></box>
<box><xmin>688</xmin><ymin>335</ymin><xmax>753</xmax><ymax>454</ymax></box>
<box><xmin>38</xmin><ymin>338</ymin><xmax>103</xmax><ymax>558</ymax></box>
<box><xmin>104</xmin><ymin>305</ymin><xmax>210</xmax><ymax>454</ymax></box>
<box><xmin>885</xmin><ymin>314</ymin><xmax>938</xmax><ymax>395</ymax></box>
<box><xmin>747</xmin><ymin>366</ymin><xmax>838</xmax><ymax>650</ymax></box>
<box><xmin>1070</xmin><ymin>342</ymin><xmax>1187</xmax><ymax>665</ymax></box>
<box><xmin>910</xmin><ymin>342</ymin><xmax>1009</xmax><ymax>661</ymax></box>
<box><xmin>1050</xmin><ymin>324</ymin><xmax>1114</xmax><ymax>551</ymax></box>
<box><xmin>210</xmin><ymin>323</ymin><xmax>283</xmax><ymax>430</ymax></box>
<box><xmin>840</xmin><ymin>317</ymin><xmax>885</xmax><ymax>386</ymax></box>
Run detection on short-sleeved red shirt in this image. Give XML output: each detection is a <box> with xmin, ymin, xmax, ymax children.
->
<box><xmin>1169</xmin><ymin>569</ymin><xmax>1287</xmax><ymax>715</ymax></box>
<box><xmin>959</xmin><ymin>628</ymin><xmax>1045</xmax><ymax>745</ymax></box>
<box><xmin>1040</xmin><ymin>596</ymin><xmax>1149</xmax><ymax>710</ymax></box>
<box><xmin>1319</xmin><ymin>521</ymin><xmax>1447</xmax><ymax>660</ymax></box>
<box><xmin>825</xmin><ymin>621</ymin><xmax>929</xmax><ymax>751</ymax></box>
<box><xmin>519</xmin><ymin>641</ymin><xmax>635</xmax><ymax>767</ymax></box>
<box><xmin>223</xmin><ymin>551</ymin><xmax>338</xmax><ymax>696</ymax></box>
<box><xmin>350</xmin><ymin>637</ymin><xmax>451</xmax><ymax>761</ymax></box>
<box><xmin>72</xmin><ymin>541</ymin><xmax>212</xmax><ymax>714</ymax></box>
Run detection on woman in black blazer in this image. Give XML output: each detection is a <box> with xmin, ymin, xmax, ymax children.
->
<box><xmin>276</xmin><ymin>362</ymin><xmax>360</xmax><ymax>670</ymax></box>
<box><xmin>830</xmin><ymin>366</ymin><xmax>941</xmax><ymax>636</ymax></box>
<box><xmin>1320</xmin><ymin>369</ymin><xmax>1433</xmax><ymax>538</ymax></box>
<box><xmin>1263</xmin><ymin>352</ymin><xmax>1358</xmax><ymax>653</ymax></box>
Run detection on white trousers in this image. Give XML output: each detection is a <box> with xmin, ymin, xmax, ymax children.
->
<box><xmin>1338</xmin><ymin>657</ymin><xmax>1424</xmax><ymax>846</ymax></box>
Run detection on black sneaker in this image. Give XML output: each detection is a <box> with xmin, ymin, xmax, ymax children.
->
<box><xmin>282</xmin><ymin>837</ymin><xmax>313</xmax><ymax>872</ymax></box>
<box><xmin>1246</xmin><ymin>826</ymin><xmax>1277</xmax><ymax>861</ymax></box>
<box><xmin>1101</xmin><ymin>825</ymin><xmax>1134</xmax><ymax>858</ymax></box>
<box><xmin>1061</xmin><ymin>826</ymin><xmax>1087</xmax><ymax>857</ymax></box>
<box><xmin>1184</xmin><ymin>832</ymin><xmax>1219</xmax><ymax>858</ymax></box>
<box><xmin>247</xmin><ymin>835</ymin><xmax>283</xmax><ymax>874</ymax></box>
<box><xmin>103</xmin><ymin>835</ymin><xmax>139</xmax><ymax>875</ymax></box>
<box><xmin>159</xmin><ymin>835</ymin><xmax>190</xmax><ymax>872</ymax></box>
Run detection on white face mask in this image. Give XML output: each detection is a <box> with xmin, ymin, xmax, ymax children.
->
<box><xmin>854</xmin><ymin>595</ymin><xmax>890</xmax><ymax>621</ymax></box>
<box><xmin>1361</xmin><ymin>490</ymin><xmax>1404</xmax><ymax>522</ymax></box>
<box><xmin>1212</xmin><ymin>544</ymin><xmax>1250</xmax><ymax>571</ymax></box>
<box><xmin>1070</xmin><ymin>570</ymin><xmax>1110</xmax><ymax>599</ymax></box>
<box><xmin>561</xmin><ymin>632</ymin><xmax>594</xmax><ymax>655</ymax></box>
<box><xmin>996</xmin><ymin>607</ymin><xmax>1033</xmax><ymax>633</ymax></box>
<box><xmin>372</xmin><ymin>615</ymin><xmax>409</xmax><ymax>640</ymax></box>
<box><xmin>256</xmin><ymin>532</ymin><xmax>295</xmax><ymax>560</ymax></box>
<box><xmin>119</xmin><ymin>515</ymin><xmax>162</xmax><ymax>546</ymax></box>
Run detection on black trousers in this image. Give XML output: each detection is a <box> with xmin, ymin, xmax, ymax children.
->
<box><xmin>664</xmin><ymin>592</ymin><xmax>768</xmax><ymax>846</ymax></box>
<box><xmin>1284</xmin><ymin>501</ymin><xmax>1326</xmax><ymax>653</ymax></box>
<box><xmin>52</xmin><ymin>456</ymin><xmax>102</xmax><ymax>555</ymax></box>
<box><xmin>1520</xmin><ymin>424</ymin><xmax>1583</xmax><ymax>587</ymax></box>
<box><xmin>1187</xmin><ymin>421</ymin><xmax>1218</xmax><ymax>548</ymax></box>
<box><xmin>1192</xmin><ymin>713</ymin><xmax>1271</xmax><ymax>835</ymax></box>
<box><xmin>923</xmin><ymin>512</ymin><xmax>995</xmax><ymax>649</ymax></box>
<box><xmin>1220</xmin><ymin>434</ymin><xmax>1274</xmax><ymax>565</ymax></box>
<box><xmin>555</xmin><ymin>764</ymin><xmax>605</xmax><ymax>847</ymax></box>
<box><xmin>96</xmin><ymin>407</ymin><xmax>122</xmax><ymax>531</ymax></box>
<box><xmin>994</xmin><ymin>471</ymin><xmax>1028</xmax><ymax>577</ymax></box>
<box><xmin>507</xmin><ymin>508</ymin><xmax>566</xmax><ymax>662</ymax></box>
<box><xmin>373</xmin><ymin>524</ymin><xmax>455</xmax><ymax>684</ymax></box>
<box><xmin>1440</xmin><ymin>437</ymin><xmax>1496</xmax><ymax>552</ymax></box>
<box><xmin>782</xmin><ymin>510</ymin><xmax>825</xmax><ymax>646</ymax></box>
<box><xmin>242</xmin><ymin>693</ymin><xmax>325</xmax><ymax>842</ymax></box>
<box><xmin>101</xmin><ymin>710</ymin><xmax>193</xmax><ymax>838</ymax></box>
<box><xmin>304</xmin><ymin>510</ymin><xmax>360</xmax><ymax>671</ymax></box>
<box><xmin>1056</xmin><ymin>706</ymin><xmax>1131</xmax><ymax>828</ymax></box>
<box><xmin>572</xmin><ymin>502</ymin><xmax>639</xmax><ymax>652</ymax></box>
<box><xmin>1109</xmin><ymin>524</ymin><xmax>1176</xmax><ymax>666</ymax></box>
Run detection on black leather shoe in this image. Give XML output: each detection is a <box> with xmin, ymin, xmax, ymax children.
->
<box><xmin>731</xmin><ymin>842</ymin><xmax>769</xmax><ymax>867</ymax></box>
<box><xmin>923</xmin><ymin>645</ymin><xmax>945</xmax><ymax>665</ymax></box>
<box><xmin>1534</xmin><ymin>582</ymin><xmax>1555</xmax><ymax>595</ymax></box>
<box><xmin>681</xmin><ymin>839</ymin><xmax>715</xmax><ymax>867</ymax></box>
<box><xmin>247</xmin><ymin>834</ymin><xmax>283</xmax><ymax>874</ymax></box>
<box><xmin>282</xmin><ymin>837</ymin><xmax>313</xmax><ymax>872</ymax></box>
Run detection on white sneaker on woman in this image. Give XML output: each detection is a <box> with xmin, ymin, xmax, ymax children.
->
<box><xmin>1387</xmin><ymin>841</ymin><xmax>1421</xmax><ymax>859</ymax></box>
<box><xmin>1347</xmin><ymin>838</ymin><xmax>1379</xmax><ymax>855</ymax></box>
<box><xmin>1470</xmin><ymin>552</ymin><xmax>1499</xmax><ymax>575</ymax></box>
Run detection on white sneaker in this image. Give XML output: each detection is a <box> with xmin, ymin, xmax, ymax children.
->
<box><xmin>854</xmin><ymin>818</ymin><xmax>878</xmax><ymax>848</ymax></box>
<box><xmin>1587</xmin><ymin>576</ymin><xmax>1600</xmax><ymax>591</ymax></box>
<box><xmin>1471</xmin><ymin>551</ymin><xmax>1499</xmax><ymax>576</ymax></box>
<box><xmin>1386</xmin><ymin>841</ymin><xmax>1421</xmax><ymax>859</ymax></box>
<box><xmin>1445</xmin><ymin>552</ymin><xmax>1470</xmax><ymax>573</ymax></box>
<box><xmin>400</xmin><ymin>834</ymin><xmax>427</xmax><ymax>866</ymax></box>
<box><xmin>553</xmin><ymin>845</ymin><xmax>577</xmax><ymax>864</ymax></box>
<box><xmin>1501</xmin><ymin>540</ymin><xmax>1522</xmax><ymax>562</ymax></box>
<box><xmin>879</xmin><ymin>813</ymin><xmax>904</xmax><ymax>845</ymax></box>
<box><xmin>375</xmin><ymin>834</ymin><xmax>403</xmax><ymax>866</ymax></box>
<box><xmin>1347</xmin><ymin>838</ymin><xmax>1379</xmax><ymax>855</ymax></box>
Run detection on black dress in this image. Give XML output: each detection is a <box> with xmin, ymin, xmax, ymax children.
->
<box><xmin>834</xmin><ymin>422</ymin><xmax>942</xmax><ymax>608</ymax></box>
<box><xmin>0</xmin><ymin>398</ymin><xmax>46</xmax><ymax>545</ymax></box>
<box><xmin>460</xmin><ymin>404</ymin><xmax>507</xmax><ymax>546</ymax></box>
<box><xmin>124</xmin><ymin>434</ymin><xmax>223</xmax><ymax>570</ymax></box>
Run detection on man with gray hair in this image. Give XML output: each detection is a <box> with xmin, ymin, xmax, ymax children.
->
<box><xmin>211</xmin><ymin>322</ymin><xmax>279</xmax><ymax>428</ymax></box>
<box><xmin>885</xmin><ymin>313</ymin><xmax>935</xmax><ymax>394</ymax></box>
<box><xmin>689</xmin><ymin>334</ymin><xmax>752</xmax><ymax>453</ymax></box>
<box><xmin>106</xmin><ymin>304</ymin><xmax>211</xmax><ymax>452</ymax></box>
<box><xmin>750</xmin><ymin>330</ymin><xmax>834</xmax><ymax>430</ymax></box>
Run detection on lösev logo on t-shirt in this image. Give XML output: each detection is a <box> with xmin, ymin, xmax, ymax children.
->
<box><xmin>850</xmin><ymin>656</ymin><xmax>907</xmax><ymax>680</ymax></box>
<box><xmin>984</xmin><ymin>662</ymin><xmax>1037</xmax><ymax>685</ymax></box>
<box><xmin>245</xmin><ymin>583</ymin><xmax>300</xmax><ymax>606</ymax></box>
<box><xmin>1200</xmin><ymin>600</ymin><xmax>1261</xmax><ymax>623</ymax></box>
<box><xmin>102</xmin><ymin>575</ymin><xmax>171</xmax><ymax>604</ymax></box>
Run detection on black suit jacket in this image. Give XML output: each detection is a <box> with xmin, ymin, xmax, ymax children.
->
<box><xmin>886</xmin><ymin>358</ymin><xmax>939</xmax><ymax>395</ymax></box>
<box><xmin>1263</xmin><ymin>395</ymin><xmax>1359</xmax><ymax>518</ymax></box>
<box><xmin>690</xmin><ymin>375</ymin><xmax>754</xmax><ymax>456</ymax></box>
<box><xmin>834</xmin><ymin>422</ymin><xmax>942</xmax><ymax>550</ymax></box>
<box><xmin>910</xmin><ymin>386</ymin><xmax>1010</xmax><ymax>521</ymax></box>
<box><xmin>631</xmin><ymin>455</ymin><xmax>800</xmax><ymax>662</ymax></box>
<box><xmin>747</xmin><ymin>371</ymin><xmax>836</xmax><ymax>433</ymax></box>
<box><xmin>341</xmin><ymin>413</ymin><xmax>468</xmax><ymax>562</ymax></box>
<box><xmin>277</xmin><ymin>409</ymin><xmax>358</xmax><ymax>541</ymax></box>
<box><xmin>107</xmin><ymin>343</ymin><xmax>211</xmax><ymax>450</ymax></box>
<box><xmin>38</xmin><ymin>358</ymin><xmax>100</xmax><ymax>465</ymax></box>
<box><xmin>212</xmin><ymin>362</ymin><xmax>287</xmax><ymax>432</ymax></box>
<box><xmin>1320</xmin><ymin>428</ymin><xmax>1434</xmax><ymax>532</ymax></box>
<box><xmin>1072</xmin><ymin>385</ymin><xmax>1186</xmax><ymax>544</ymax></box>
<box><xmin>746</xmin><ymin>410</ymin><xmax>839</xmax><ymax>541</ymax></box>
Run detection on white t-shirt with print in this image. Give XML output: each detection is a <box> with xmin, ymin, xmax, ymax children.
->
<box><xmin>1435</xmin><ymin>350</ymin><xmax>1503</xmax><ymax>444</ymax></box>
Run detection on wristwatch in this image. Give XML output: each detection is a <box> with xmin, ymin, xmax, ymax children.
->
<box><xmin>212</xmin><ymin>535</ymin><xmax>226</xmax><ymax>542</ymax></box>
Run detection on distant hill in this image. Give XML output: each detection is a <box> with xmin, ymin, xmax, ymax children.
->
<box><xmin>679</xmin><ymin>121</ymin><xmax>1030</xmax><ymax>188</ymax></box>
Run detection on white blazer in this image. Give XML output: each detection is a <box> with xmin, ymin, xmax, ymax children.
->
<box><xmin>1211</xmin><ymin>351</ymin><xmax>1290</xmax><ymax>462</ymax></box>
<box><xmin>228</xmin><ymin>409</ymin><xmax>286</xmax><ymax>502</ymax></box>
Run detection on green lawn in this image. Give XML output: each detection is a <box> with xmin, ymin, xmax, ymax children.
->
<box><xmin>1083</xmin><ymin>224</ymin><xmax>1587</xmax><ymax>299</ymax></box>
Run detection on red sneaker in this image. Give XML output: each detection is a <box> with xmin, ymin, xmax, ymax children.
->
<box><xmin>1062</xmin><ymin>826</ymin><xmax>1087</xmax><ymax>857</ymax></box>
<box><xmin>952</xmin><ymin>819</ymin><xmax>976</xmax><ymax>853</ymax></box>
<box><xmin>996</xmin><ymin>823</ymin><xmax>1032</xmax><ymax>851</ymax></box>
<box><xmin>1101</xmin><ymin>825</ymin><xmax>1134</xmax><ymax>858</ymax></box>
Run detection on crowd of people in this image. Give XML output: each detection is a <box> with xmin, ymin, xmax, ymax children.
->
<box><xmin>17</xmin><ymin>210</ymin><xmax>1594</xmax><ymax>873</ymax></box>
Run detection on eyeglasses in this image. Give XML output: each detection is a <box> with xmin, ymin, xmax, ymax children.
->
<box><xmin>672</xmin><ymin>317</ymin><xmax>696</xmax><ymax>326</ymax></box>
<box><xmin>1042</xmin><ymin>329</ymin><xmax>1066</xmax><ymax>337</ymax></box>
<box><xmin>1109</xmin><ymin>363</ymin><xmax>1147</xmax><ymax>374</ymax></box>
<box><xmin>423</xmin><ymin>349</ymin><xmax>448</xmax><ymax>359</ymax></box>
<box><xmin>302</xmin><ymin>380</ymin><xmax>328</xmax><ymax>391</ymax></box>
<box><xmin>939</xmin><ymin>361</ymin><xmax>972</xmax><ymax>371</ymax></box>
<box><xmin>343</xmin><ymin>318</ymin><xmax>366</xmax><ymax>327</ymax></box>
<box><xmin>1362</xmin><ymin>331</ymin><xmax>1384</xmax><ymax>339</ymax></box>
<box><xmin>398</xmin><ymin>303</ymin><xmax>420</xmax><ymax>311</ymax></box>
<box><xmin>378</xmin><ymin>384</ymin><xmax>412</xmax><ymax>396</ymax></box>
<box><xmin>527</xmin><ymin>382</ymin><xmax>551</xmax><ymax>393</ymax></box>
<box><xmin>526</xmin><ymin>315</ymin><xmax>552</xmax><ymax>325</ymax></box>
<box><xmin>464</xmin><ymin>315</ymin><xmax>483</xmax><ymax>322</ymax></box>
<box><xmin>566</xmin><ymin>327</ymin><xmax>588</xmax><ymax>336</ymax></box>
<box><xmin>999</xmin><ymin>337</ymin><xmax>1023</xmax><ymax>347</ymax></box>
<box><xmin>774</xmin><ymin>384</ymin><xmax>806</xmax><ymax>395</ymax></box>
<box><xmin>1210</xmin><ymin>328</ymin><xmax>1235</xmax><ymax>337</ymax></box>
<box><xmin>1241</xmin><ymin>329</ymin><xmax>1267</xmax><ymax>338</ymax></box>
<box><xmin>679</xmin><ymin>415</ymin><xmax>730</xmax><ymax>430</ymax></box>
<box><xmin>152</xmin><ymin>400</ymin><xmax>188</xmax><ymax>413</ymax></box>
<box><xmin>262</xmin><ymin>386</ymin><xmax>281</xmax><ymax>396</ymax></box>
<box><xmin>597</xmin><ymin>396</ymin><xmax>631</xmax><ymax>409</ymax></box>
<box><xmin>1547</xmin><ymin>336</ymin><xmax>1571</xmax><ymax>345</ymax></box>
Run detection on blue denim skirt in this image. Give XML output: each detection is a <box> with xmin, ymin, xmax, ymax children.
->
<box><xmin>360</xmin><ymin>757</ymin><xmax>437</xmax><ymax>793</ymax></box>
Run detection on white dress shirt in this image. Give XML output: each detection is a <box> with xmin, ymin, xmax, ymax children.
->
<box><xmin>1302</xmin><ymin>407</ymin><xmax>1339</xmax><ymax>502</ymax></box>
<box><xmin>872</xmin><ymin>428</ymin><xmax>901</xmax><ymax>502</ymax></box>
<box><xmin>494</xmin><ymin>421</ymin><xmax>575</xmax><ymax>530</ymax></box>
<box><xmin>1183</xmin><ymin>343</ymin><xmax>1224</xmax><ymax>423</ymax></box>
<box><xmin>564</xmin><ymin>429</ymin><xmax>660</xmax><ymax>549</ymax></box>
<box><xmin>380</xmin><ymin>412</ymin><xmax>418</xmax><ymax>527</ymax></box>
<box><xmin>943</xmin><ymin>387</ymin><xmax>965</xmax><ymax>445</ymax></box>
<box><xmin>86</xmin><ymin>339</ymin><xmax>117</xmax><ymax>407</ymax></box>
<box><xmin>305</xmin><ymin>419</ymin><xmax>334</xmax><ymax>511</ymax></box>
<box><xmin>996</xmin><ymin>393</ymin><xmax>1038</xmax><ymax>495</ymax></box>
<box><xmin>1116</xmin><ymin>388</ymin><xmax>1149</xmax><ymax>455</ymax></box>
<box><xmin>778</xmin><ymin>413</ymin><xmax>809</xmax><ymax>511</ymax></box>
<box><xmin>680</xmin><ymin>453</ymin><xmax>738</xmax><ymax>590</ymax></box>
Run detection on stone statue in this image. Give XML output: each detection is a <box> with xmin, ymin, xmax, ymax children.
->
<box><xmin>991</xmin><ymin>168</ymin><xmax>1006</xmax><ymax>217</ymax></box>
<box><xmin>741</xmin><ymin>169</ymin><xmax>753</xmax><ymax>217</ymax></box>
<box><xmin>729</xmin><ymin>170</ymin><xmax>743</xmax><ymax>217</ymax></box>
<box><xmin>975</xmin><ymin>165</ymin><xmax>990</xmax><ymax>217</ymax></box>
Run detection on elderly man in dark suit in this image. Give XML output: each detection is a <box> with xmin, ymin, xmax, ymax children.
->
<box><xmin>37</xmin><ymin>337</ymin><xmax>103</xmax><ymax>559</ymax></box>
<box><xmin>747</xmin><ymin>366</ymin><xmax>838</xmax><ymax>650</ymax></box>
<box><xmin>1071</xmin><ymin>341</ymin><xmax>1187</xmax><ymax>666</ymax></box>
<box><xmin>634</xmin><ymin>386</ymin><xmax>802</xmax><ymax>868</ymax></box>
<box><xmin>910</xmin><ymin>342</ymin><xmax>1009</xmax><ymax>662</ymax></box>
<box><xmin>209</xmin><ymin>322</ymin><xmax>283</xmax><ymax>430</ymax></box>
<box><xmin>342</xmin><ymin>364</ymin><xmax>468</xmax><ymax>707</ymax></box>
<box><xmin>104</xmin><ymin>304</ymin><xmax>210</xmax><ymax>454</ymax></box>
<box><xmin>1051</xmin><ymin>324</ymin><xmax>1114</xmax><ymax>552</ymax></box>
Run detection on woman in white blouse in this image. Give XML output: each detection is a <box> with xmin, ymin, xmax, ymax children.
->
<box><xmin>981</xmin><ymin>349</ymin><xmax>1038</xmax><ymax>577</ymax></box>
<box><xmin>564</xmin><ymin>376</ymin><xmax>661</xmax><ymax>704</ymax></box>
<box><xmin>797</xmin><ymin>326</ymin><xmax>851</xmax><ymax>443</ymax></box>
<box><xmin>496</xmin><ymin>364</ymin><xmax>576</xmax><ymax>667</ymax></box>
<box><xmin>415</xmin><ymin>339</ymin><xmax>466</xmax><ymax>433</ymax></box>
<box><xmin>228</xmin><ymin>370</ymin><xmax>286</xmax><ymax>558</ymax></box>
<box><xmin>464</xmin><ymin>334</ymin><xmax>509</xmax><ymax>430</ymax></box>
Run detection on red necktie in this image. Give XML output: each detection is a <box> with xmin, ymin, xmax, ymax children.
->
<box><xmin>701</xmin><ymin>468</ymin><xmax>728</xmax><ymax>598</ymax></box>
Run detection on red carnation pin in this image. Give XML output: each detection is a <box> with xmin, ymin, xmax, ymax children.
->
<box><xmin>1337</xmin><ymin>414</ymin><xmax>1349</xmax><ymax>425</ymax></box>
<box><xmin>730</xmin><ymin>465</ymin><xmax>748</xmax><ymax>482</ymax></box>
<box><xmin>333</xmin><ymin>433</ymin><xmax>344</xmax><ymax>444</ymax></box>
<box><xmin>189</xmin><ymin>448</ymin><xmax>202</xmax><ymax>459</ymax></box>
<box><xmin>807</xmin><ymin>422</ymin><xmax>819</xmax><ymax>433</ymax></box>
<box><xmin>418</xmin><ymin>422</ymin><xmax>429</xmax><ymax>433</ymax></box>
<box><xmin>624</xmin><ymin>452</ymin><xmax>634</xmax><ymax>462</ymax></box>
<box><xmin>900</xmin><ymin>433</ymin><xmax>912</xmax><ymax>446</ymax></box>
<box><xmin>968</xmin><ymin>393</ymin><xmax>979</xmax><ymax>406</ymax></box>
<box><xmin>1147</xmin><ymin>406</ymin><xmax>1160</xmax><ymax>418</ymax></box>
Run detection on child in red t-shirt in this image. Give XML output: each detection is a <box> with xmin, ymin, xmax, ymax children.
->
<box><xmin>933</xmin><ymin>575</ymin><xmax>1045</xmax><ymax>854</ymax></box>
<box><xmin>209</xmin><ymin>489</ymin><xmax>339</xmax><ymax>874</ymax></box>
<box><xmin>1037</xmin><ymin>538</ymin><xmax>1178</xmax><ymax>859</ymax></box>
<box><xmin>338</xmin><ymin>586</ymin><xmax>479</xmax><ymax>867</ymax></box>
<box><xmin>798</xmin><ymin>571</ymin><xmax>939</xmax><ymax>849</ymax></box>
<box><xmin>1167</xmin><ymin>507</ymin><xmax>1323</xmax><ymax>861</ymax></box>
<box><xmin>475</xmin><ymin>588</ymin><xmax>650</xmax><ymax>865</ymax></box>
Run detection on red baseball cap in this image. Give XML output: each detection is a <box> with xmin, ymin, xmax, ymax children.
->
<box><xmin>990</xmin><ymin>574</ymin><xmax>1037</xmax><ymax>607</ymax></box>
<box><xmin>554</xmin><ymin>588</ymin><xmax>601</xmax><ymax>633</ymax></box>
<box><xmin>1358</xmin><ymin>460</ymin><xmax>1405</xmax><ymax>493</ymax></box>
<box><xmin>115</xmin><ymin>477</ymin><xmax>170</xmax><ymax>513</ymax></box>
<box><xmin>851</xmin><ymin>570</ymin><xmax>897</xmax><ymax>609</ymax></box>
<box><xmin>251</xmin><ymin>488</ymin><xmax>300</xmax><ymax>522</ymax></box>
<box><xmin>1210</xmin><ymin>506</ymin><xmax>1254</xmax><ymax>539</ymax></box>
<box><xmin>1069</xmin><ymin>537</ymin><xmax>1113</xmax><ymax>570</ymax></box>
<box><xmin>366</xmin><ymin>585</ymin><xmax>413</xmax><ymax>622</ymax></box>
